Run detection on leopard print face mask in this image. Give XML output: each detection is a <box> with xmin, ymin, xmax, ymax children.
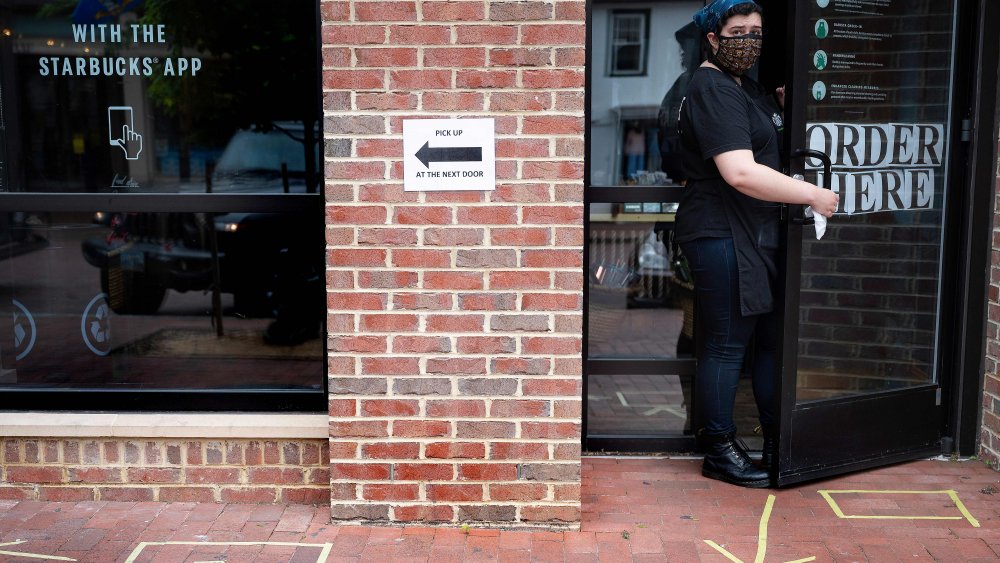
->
<box><xmin>713</xmin><ymin>33</ymin><xmax>762</xmax><ymax>76</ymax></box>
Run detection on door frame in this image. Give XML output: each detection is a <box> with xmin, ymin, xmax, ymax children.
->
<box><xmin>773</xmin><ymin>0</ymin><xmax>995</xmax><ymax>483</ymax></box>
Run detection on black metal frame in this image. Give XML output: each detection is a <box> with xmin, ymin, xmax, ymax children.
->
<box><xmin>0</xmin><ymin>3</ymin><xmax>328</xmax><ymax>413</ymax></box>
<box><xmin>945</xmin><ymin>0</ymin><xmax>1000</xmax><ymax>455</ymax></box>
<box><xmin>775</xmin><ymin>0</ymin><xmax>984</xmax><ymax>485</ymax></box>
<box><xmin>583</xmin><ymin>0</ymin><xmax>698</xmax><ymax>453</ymax></box>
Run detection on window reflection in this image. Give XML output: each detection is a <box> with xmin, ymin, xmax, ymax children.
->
<box><xmin>588</xmin><ymin>203</ymin><xmax>693</xmax><ymax>359</ymax></box>
<box><xmin>0</xmin><ymin>211</ymin><xmax>324</xmax><ymax>390</ymax></box>
<box><xmin>590</xmin><ymin>1</ymin><xmax>702</xmax><ymax>187</ymax></box>
<box><xmin>0</xmin><ymin>0</ymin><xmax>320</xmax><ymax>194</ymax></box>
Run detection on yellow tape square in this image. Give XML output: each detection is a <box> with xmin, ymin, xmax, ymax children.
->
<box><xmin>818</xmin><ymin>489</ymin><xmax>979</xmax><ymax>527</ymax></box>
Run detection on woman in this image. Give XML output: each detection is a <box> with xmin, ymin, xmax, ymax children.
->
<box><xmin>675</xmin><ymin>0</ymin><xmax>839</xmax><ymax>488</ymax></box>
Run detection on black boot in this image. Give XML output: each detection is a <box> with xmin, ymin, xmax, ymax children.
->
<box><xmin>759</xmin><ymin>424</ymin><xmax>777</xmax><ymax>470</ymax></box>
<box><xmin>701</xmin><ymin>433</ymin><xmax>770</xmax><ymax>488</ymax></box>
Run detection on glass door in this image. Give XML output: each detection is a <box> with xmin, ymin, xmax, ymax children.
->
<box><xmin>584</xmin><ymin>0</ymin><xmax>704</xmax><ymax>451</ymax></box>
<box><xmin>775</xmin><ymin>0</ymin><xmax>964</xmax><ymax>484</ymax></box>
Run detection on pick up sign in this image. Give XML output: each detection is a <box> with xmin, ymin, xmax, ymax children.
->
<box><xmin>403</xmin><ymin>118</ymin><xmax>496</xmax><ymax>191</ymax></box>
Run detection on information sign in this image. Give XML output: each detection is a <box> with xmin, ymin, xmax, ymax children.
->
<box><xmin>403</xmin><ymin>118</ymin><xmax>496</xmax><ymax>191</ymax></box>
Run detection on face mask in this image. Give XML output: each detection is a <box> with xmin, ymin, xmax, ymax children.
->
<box><xmin>712</xmin><ymin>33</ymin><xmax>762</xmax><ymax>76</ymax></box>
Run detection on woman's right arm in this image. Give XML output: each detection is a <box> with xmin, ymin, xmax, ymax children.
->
<box><xmin>713</xmin><ymin>149</ymin><xmax>840</xmax><ymax>217</ymax></box>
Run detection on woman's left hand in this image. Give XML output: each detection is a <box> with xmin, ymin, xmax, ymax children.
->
<box><xmin>775</xmin><ymin>86</ymin><xmax>785</xmax><ymax>110</ymax></box>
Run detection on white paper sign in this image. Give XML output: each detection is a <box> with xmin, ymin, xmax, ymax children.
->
<box><xmin>403</xmin><ymin>118</ymin><xmax>495</xmax><ymax>191</ymax></box>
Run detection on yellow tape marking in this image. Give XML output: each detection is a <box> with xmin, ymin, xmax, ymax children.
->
<box><xmin>703</xmin><ymin>495</ymin><xmax>816</xmax><ymax>563</ymax></box>
<box><xmin>818</xmin><ymin>489</ymin><xmax>980</xmax><ymax>528</ymax></box>
<box><xmin>0</xmin><ymin>540</ymin><xmax>78</xmax><ymax>561</ymax></box>
<box><xmin>123</xmin><ymin>541</ymin><xmax>334</xmax><ymax>563</ymax></box>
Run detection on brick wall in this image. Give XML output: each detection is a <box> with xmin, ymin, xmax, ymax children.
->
<box><xmin>982</xmin><ymin>170</ymin><xmax>1000</xmax><ymax>468</ymax></box>
<box><xmin>0</xmin><ymin>438</ymin><xmax>330</xmax><ymax>503</ymax></box>
<box><xmin>322</xmin><ymin>0</ymin><xmax>585</xmax><ymax>525</ymax></box>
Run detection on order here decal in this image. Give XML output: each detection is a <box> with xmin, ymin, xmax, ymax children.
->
<box><xmin>805</xmin><ymin>122</ymin><xmax>946</xmax><ymax>215</ymax></box>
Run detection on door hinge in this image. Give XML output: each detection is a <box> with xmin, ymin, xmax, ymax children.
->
<box><xmin>961</xmin><ymin>118</ymin><xmax>973</xmax><ymax>142</ymax></box>
<box><xmin>935</xmin><ymin>388</ymin><xmax>942</xmax><ymax>406</ymax></box>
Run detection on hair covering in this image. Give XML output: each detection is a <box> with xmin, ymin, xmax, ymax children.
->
<box><xmin>693</xmin><ymin>0</ymin><xmax>760</xmax><ymax>34</ymax></box>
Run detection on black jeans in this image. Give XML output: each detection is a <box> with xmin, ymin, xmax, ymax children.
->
<box><xmin>680</xmin><ymin>237</ymin><xmax>777</xmax><ymax>436</ymax></box>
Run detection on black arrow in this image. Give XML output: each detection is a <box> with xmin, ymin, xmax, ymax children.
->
<box><xmin>415</xmin><ymin>142</ymin><xmax>482</xmax><ymax>169</ymax></box>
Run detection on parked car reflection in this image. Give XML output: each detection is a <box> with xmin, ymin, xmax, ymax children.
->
<box><xmin>80</xmin><ymin>124</ymin><xmax>323</xmax><ymax>345</ymax></box>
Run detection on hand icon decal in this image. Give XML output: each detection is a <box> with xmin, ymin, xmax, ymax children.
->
<box><xmin>116</xmin><ymin>125</ymin><xmax>143</xmax><ymax>160</ymax></box>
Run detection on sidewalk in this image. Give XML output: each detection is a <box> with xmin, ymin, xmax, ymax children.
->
<box><xmin>0</xmin><ymin>457</ymin><xmax>997</xmax><ymax>562</ymax></box>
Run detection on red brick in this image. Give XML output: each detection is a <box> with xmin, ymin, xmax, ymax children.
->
<box><xmin>427</xmin><ymin>484</ymin><xmax>483</xmax><ymax>501</ymax></box>
<box><xmin>423</xmin><ymin>1</ymin><xmax>484</xmax><ymax>20</ymax></box>
<box><xmin>555</xmin><ymin>1</ymin><xmax>586</xmax><ymax>20</ymax></box>
<box><xmin>555</xmin><ymin>47</ymin><xmax>586</xmax><ymax>67</ymax></box>
<box><xmin>491</xmin><ymin>227</ymin><xmax>550</xmax><ymax>246</ymax></box>
<box><xmin>330</xmin><ymin>421</ymin><xmax>389</xmax><ymax>438</ymax></box>
<box><xmin>456</xmin><ymin>25</ymin><xmax>518</xmax><ymax>44</ymax></box>
<box><xmin>490</xmin><ymin>1</ymin><xmax>553</xmax><ymax>20</ymax></box>
<box><xmin>523</xmin><ymin>205</ymin><xmax>584</xmax><ymax>224</ymax></box>
<box><xmin>354</xmin><ymin>47</ymin><xmax>417</xmax><ymax>67</ymax></box>
<box><xmin>362</xmin><ymin>399</ymin><xmax>420</xmax><ymax>417</ymax></box>
<box><xmin>327</xmin><ymin>227</ymin><xmax>354</xmax><ymax>245</ymax></box>
<box><xmin>425</xmin><ymin>47</ymin><xmax>486</xmax><ymax>68</ymax></box>
<box><xmin>424</xmin><ymin>227</ymin><xmax>485</xmax><ymax>246</ymax></box>
<box><xmin>457</xmin><ymin>206</ymin><xmax>517</xmax><ymax>224</ymax></box>
<box><xmin>321</xmin><ymin>1</ymin><xmax>351</xmax><ymax>21</ymax></box>
<box><xmin>492</xmin><ymin>357</ymin><xmax>551</xmax><ymax>375</ymax></box>
<box><xmin>426</xmin><ymin>442</ymin><xmax>487</xmax><ymax>459</ymax></box>
<box><xmin>390</xmin><ymin>25</ymin><xmax>451</xmax><ymax>45</ymax></box>
<box><xmin>395</xmin><ymin>463</ymin><xmax>454</xmax><ymax>480</ymax></box>
<box><xmin>392</xmin><ymin>293</ymin><xmax>454</xmax><ymax>310</ymax></box>
<box><xmin>360</xmin><ymin>314</ymin><xmax>419</xmax><ymax>332</ymax></box>
<box><xmin>523</xmin><ymin>378</ymin><xmax>581</xmax><ymax>396</ymax></box>
<box><xmin>331</xmin><ymin>463</ymin><xmax>391</xmax><ymax>480</ymax></box>
<box><xmin>522</xmin><ymin>422</ymin><xmax>580</xmax><ymax>439</ymax></box>
<box><xmin>247</xmin><ymin>468</ymin><xmax>305</xmax><ymax>484</ymax></box>
<box><xmin>490</xmin><ymin>483</ymin><xmax>548</xmax><ymax>501</ymax></box>
<box><xmin>356</xmin><ymin>2</ymin><xmax>417</xmax><ymax>21</ymax></box>
<box><xmin>489</xmin><ymin>48</ymin><xmax>552</xmax><ymax>67</ymax></box>
<box><xmin>497</xmin><ymin>138</ymin><xmax>550</xmax><ymax>157</ymax></box>
<box><xmin>457</xmin><ymin>336</ymin><xmax>516</xmax><ymax>354</ymax></box>
<box><xmin>67</xmin><ymin>467</ymin><xmax>119</xmax><ymax>483</ymax></box>
<box><xmin>522</xmin><ymin>24</ymin><xmax>585</xmax><ymax>45</ymax></box>
<box><xmin>523</xmin><ymin>69</ymin><xmax>585</xmax><ymax>88</ymax></box>
<box><xmin>394</xmin><ymin>505</ymin><xmax>454</xmax><ymax>522</ymax></box>
<box><xmin>362</xmin><ymin>442</ymin><xmax>421</xmax><ymax>459</ymax></box>
<box><xmin>491</xmin><ymin>442</ymin><xmax>549</xmax><ymax>460</ymax></box>
<box><xmin>491</xmin><ymin>400</ymin><xmax>550</xmax><ymax>418</ymax></box>
<box><xmin>329</xmin><ymin>442</ymin><xmax>358</xmax><ymax>459</ymax></box>
<box><xmin>356</xmin><ymin>139</ymin><xmax>405</xmax><ymax>158</ymax></box>
<box><xmin>359</xmin><ymin>183</ymin><xmax>419</xmax><ymax>203</ymax></box>
<box><xmin>521</xmin><ymin>292</ymin><xmax>581</xmax><ymax>310</ymax></box>
<box><xmin>185</xmin><ymin>467</ymin><xmax>240</xmax><ymax>484</ymax></box>
<box><xmin>456</xmin><ymin>421</ymin><xmax>517</xmax><ymax>439</ymax></box>
<box><xmin>363</xmin><ymin>484</ymin><xmax>419</xmax><ymax>501</ymax></box>
<box><xmin>522</xmin><ymin>337</ymin><xmax>581</xmax><ymax>354</ymax></box>
<box><xmin>323</xmin><ymin>69</ymin><xmax>385</xmax><ymax>90</ymax></box>
<box><xmin>126</xmin><ymin>468</ymin><xmax>180</xmax><ymax>483</ymax></box>
<box><xmin>458</xmin><ymin>464</ymin><xmax>517</xmax><ymax>481</ymax></box>
<box><xmin>328</xmin><ymin>336</ymin><xmax>387</xmax><ymax>354</ymax></box>
<box><xmin>220</xmin><ymin>488</ymin><xmax>278</xmax><ymax>504</ymax></box>
<box><xmin>424</xmin><ymin>314</ymin><xmax>486</xmax><ymax>332</ymax></box>
<box><xmin>424</xmin><ymin>272</ymin><xmax>485</xmax><ymax>290</ymax></box>
<box><xmin>390</xmin><ymin>69</ymin><xmax>452</xmax><ymax>89</ymax></box>
<box><xmin>326</xmin><ymin>205</ymin><xmax>386</xmax><ymax>225</ymax></box>
<box><xmin>360</xmin><ymin>357</ymin><xmax>420</xmax><ymax>376</ymax></box>
<box><xmin>322</xmin><ymin>25</ymin><xmax>386</xmax><ymax>45</ymax></box>
<box><xmin>392</xmin><ymin>249</ymin><xmax>451</xmax><ymax>268</ymax></box>
<box><xmin>357</xmin><ymin>228</ymin><xmax>417</xmax><ymax>246</ymax></box>
<box><xmin>458</xmin><ymin>293</ymin><xmax>517</xmax><ymax>311</ymax></box>
<box><xmin>356</xmin><ymin>92</ymin><xmax>418</xmax><ymax>111</ymax></box>
<box><xmin>427</xmin><ymin>399</ymin><xmax>487</xmax><ymax>418</ymax></box>
<box><xmin>456</xmin><ymin>70</ymin><xmax>517</xmax><ymax>89</ymax></box>
<box><xmin>359</xmin><ymin>270</ymin><xmax>419</xmax><ymax>288</ymax></box>
<box><xmin>393</xmin><ymin>336</ymin><xmax>451</xmax><ymax>353</ymax></box>
<box><xmin>326</xmin><ymin>161</ymin><xmax>386</xmax><ymax>180</ymax></box>
<box><xmin>489</xmin><ymin>271</ymin><xmax>550</xmax><ymax>290</ymax></box>
<box><xmin>392</xmin><ymin>420</ymin><xmax>451</xmax><ymax>438</ymax></box>
<box><xmin>394</xmin><ymin>206</ymin><xmax>453</xmax><ymax>225</ymax></box>
<box><xmin>423</xmin><ymin>92</ymin><xmax>485</xmax><ymax>111</ymax></box>
<box><xmin>6</xmin><ymin>466</ymin><xmax>62</xmax><ymax>483</ymax></box>
<box><xmin>329</xmin><ymin>399</ymin><xmax>357</xmax><ymax>417</ymax></box>
<box><xmin>281</xmin><ymin>488</ymin><xmax>329</xmax><ymax>505</ymax></box>
<box><xmin>427</xmin><ymin>358</ymin><xmax>487</xmax><ymax>375</ymax></box>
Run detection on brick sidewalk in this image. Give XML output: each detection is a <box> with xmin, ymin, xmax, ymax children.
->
<box><xmin>0</xmin><ymin>457</ymin><xmax>997</xmax><ymax>562</ymax></box>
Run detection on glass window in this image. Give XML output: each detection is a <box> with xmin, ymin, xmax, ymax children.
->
<box><xmin>608</xmin><ymin>11</ymin><xmax>649</xmax><ymax>77</ymax></box>
<box><xmin>0</xmin><ymin>0</ymin><xmax>321</xmax><ymax>195</ymax></box>
<box><xmin>0</xmin><ymin>1</ymin><xmax>325</xmax><ymax>409</ymax></box>
<box><xmin>591</xmin><ymin>2</ymin><xmax>702</xmax><ymax>187</ymax></box>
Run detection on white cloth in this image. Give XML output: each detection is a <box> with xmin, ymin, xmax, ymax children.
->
<box><xmin>803</xmin><ymin>207</ymin><xmax>827</xmax><ymax>240</ymax></box>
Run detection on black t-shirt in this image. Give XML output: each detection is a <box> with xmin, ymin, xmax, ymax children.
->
<box><xmin>674</xmin><ymin>67</ymin><xmax>783</xmax><ymax>246</ymax></box>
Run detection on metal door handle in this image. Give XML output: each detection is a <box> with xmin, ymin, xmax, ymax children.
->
<box><xmin>787</xmin><ymin>149</ymin><xmax>833</xmax><ymax>226</ymax></box>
